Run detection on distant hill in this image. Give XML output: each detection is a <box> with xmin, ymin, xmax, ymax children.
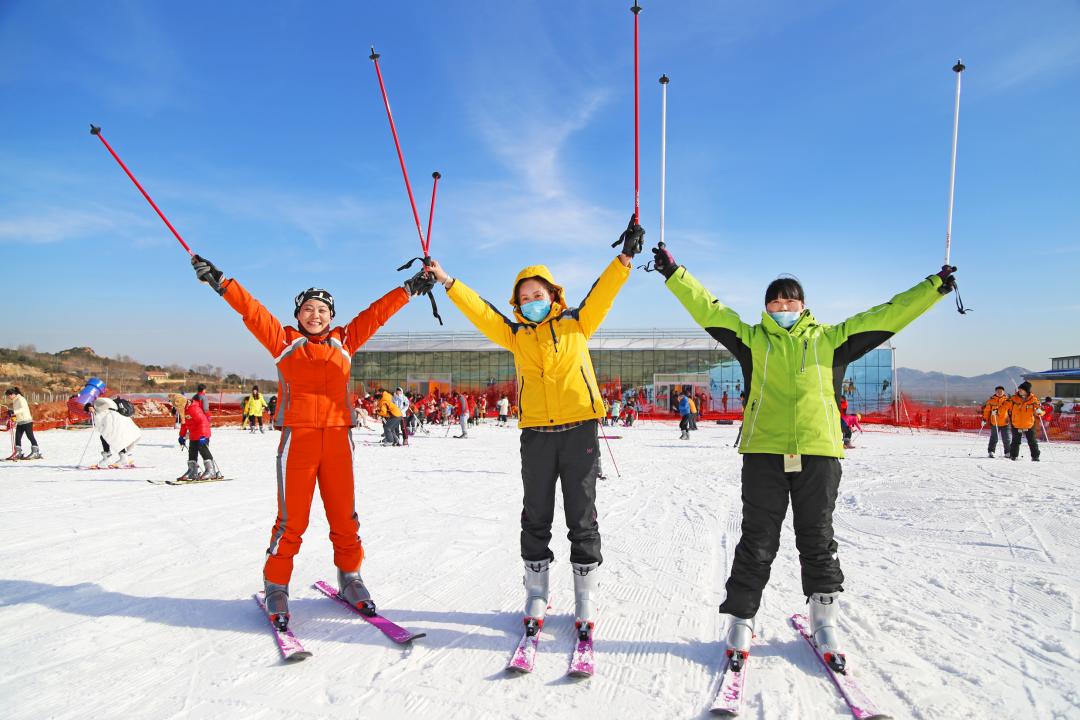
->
<box><xmin>896</xmin><ymin>365</ymin><xmax>1033</xmax><ymax>404</ymax></box>
<box><xmin>0</xmin><ymin>344</ymin><xmax>274</xmax><ymax>402</ymax></box>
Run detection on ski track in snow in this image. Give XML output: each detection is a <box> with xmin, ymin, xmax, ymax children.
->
<box><xmin>1</xmin><ymin>422</ymin><xmax>1078</xmax><ymax>719</ymax></box>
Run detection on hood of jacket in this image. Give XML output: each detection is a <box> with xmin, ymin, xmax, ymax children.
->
<box><xmin>509</xmin><ymin>265</ymin><xmax>567</xmax><ymax>324</ymax></box>
<box><xmin>93</xmin><ymin>397</ymin><xmax>118</xmax><ymax>413</ymax></box>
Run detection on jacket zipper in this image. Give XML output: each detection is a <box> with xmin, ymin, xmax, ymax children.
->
<box><xmin>548</xmin><ymin>322</ymin><xmax>559</xmax><ymax>350</ymax></box>
<box><xmin>580</xmin><ymin>367</ymin><xmax>598</xmax><ymax>412</ymax></box>
<box><xmin>800</xmin><ymin>340</ymin><xmax>808</xmax><ymax>373</ymax></box>
<box><xmin>518</xmin><ymin>376</ymin><xmax>525</xmax><ymax>417</ymax></box>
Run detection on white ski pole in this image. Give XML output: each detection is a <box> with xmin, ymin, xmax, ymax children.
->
<box><xmin>944</xmin><ymin>60</ymin><xmax>965</xmax><ymax>266</ymax></box>
<box><xmin>77</xmin><ymin>422</ymin><xmax>99</xmax><ymax>469</ymax></box>
<box><xmin>659</xmin><ymin>74</ymin><xmax>669</xmax><ymax>247</ymax></box>
<box><xmin>1038</xmin><ymin>414</ymin><xmax>1050</xmax><ymax>444</ymax></box>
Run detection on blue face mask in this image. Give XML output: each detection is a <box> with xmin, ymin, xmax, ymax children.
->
<box><xmin>769</xmin><ymin>310</ymin><xmax>800</xmax><ymax>329</ymax></box>
<box><xmin>520</xmin><ymin>299</ymin><xmax>552</xmax><ymax>323</ymax></box>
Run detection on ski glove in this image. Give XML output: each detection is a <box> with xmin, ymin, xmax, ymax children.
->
<box><xmin>651</xmin><ymin>244</ymin><xmax>679</xmax><ymax>279</ymax></box>
<box><xmin>936</xmin><ymin>265</ymin><xmax>958</xmax><ymax>295</ymax></box>
<box><xmin>403</xmin><ymin>268</ymin><xmax>436</xmax><ymax>297</ymax></box>
<box><xmin>192</xmin><ymin>255</ymin><xmax>225</xmax><ymax>295</ymax></box>
<box><xmin>178</xmin><ymin>437</ymin><xmax>186</xmax><ymax>448</ymax></box>
<box><xmin>611</xmin><ymin>213</ymin><xmax>645</xmax><ymax>257</ymax></box>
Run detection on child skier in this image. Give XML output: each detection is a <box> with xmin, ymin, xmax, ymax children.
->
<box><xmin>177</xmin><ymin>393</ymin><xmax>222</xmax><ymax>481</ymax></box>
<box><xmin>425</xmin><ymin>215</ymin><xmax>643</xmax><ymax>643</ymax></box>
<box><xmin>649</xmin><ymin>242</ymin><xmax>956</xmax><ymax>673</ymax></box>
<box><xmin>247</xmin><ymin>387</ymin><xmax>267</xmax><ymax>433</ymax></box>
<box><xmin>190</xmin><ymin>253</ymin><xmax>432</xmax><ymax>630</ymax></box>
<box><xmin>981</xmin><ymin>386</ymin><xmax>1011</xmax><ymax>458</ymax></box>
<box><xmin>4</xmin><ymin>388</ymin><xmax>42</xmax><ymax>460</ymax></box>
<box><xmin>88</xmin><ymin>397</ymin><xmax>142</xmax><ymax>468</ymax></box>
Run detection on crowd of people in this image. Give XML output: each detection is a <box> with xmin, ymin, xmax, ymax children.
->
<box><xmin>980</xmin><ymin>381</ymin><xmax>1051</xmax><ymax>461</ymax></box>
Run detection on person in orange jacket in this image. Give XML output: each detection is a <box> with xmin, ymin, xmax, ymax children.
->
<box><xmin>190</xmin><ymin>253</ymin><xmax>434</xmax><ymax>630</ymax></box>
<box><xmin>376</xmin><ymin>388</ymin><xmax>403</xmax><ymax>446</ymax></box>
<box><xmin>1006</xmin><ymin>381</ymin><xmax>1042</xmax><ymax>462</ymax></box>
<box><xmin>981</xmin><ymin>386</ymin><xmax>1011</xmax><ymax>458</ymax></box>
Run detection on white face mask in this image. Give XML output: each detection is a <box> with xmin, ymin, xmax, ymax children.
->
<box><xmin>768</xmin><ymin>310</ymin><xmax>800</xmax><ymax>329</ymax></box>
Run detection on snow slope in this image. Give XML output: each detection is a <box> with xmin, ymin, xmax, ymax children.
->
<box><xmin>1</xmin><ymin>422</ymin><xmax>1078</xmax><ymax>719</ymax></box>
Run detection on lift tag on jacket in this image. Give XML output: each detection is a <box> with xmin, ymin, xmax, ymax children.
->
<box><xmin>783</xmin><ymin>454</ymin><xmax>802</xmax><ymax>473</ymax></box>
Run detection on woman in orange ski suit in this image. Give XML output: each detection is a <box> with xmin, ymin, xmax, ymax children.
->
<box><xmin>190</xmin><ymin>254</ymin><xmax>435</xmax><ymax>628</ymax></box>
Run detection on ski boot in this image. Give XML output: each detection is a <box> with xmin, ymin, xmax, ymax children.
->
<box><xmin>809</xmin><ymin>591</ymin><xmax>846</xmax><ymax>673</ymax></box>
<box><xmin>24</xmin><ymin>446</ymin><xmax>43</xmax><ymax>460</ymax></box>
<box><xmin>89</xmin><ymin>451</ymin><xmax>111</xmax><ymax>469</ymax></box>
<box><xmin>199</xmin><ymin>460</ymin><xmax>223</xmax><ymax>480</ymax></box>
<box><xmin>572</xmin><ymin>562</ymin><xmax>598</xmax><ymax>641</ymax></box>
<box><xmin>338</xmin><ymin>569</ymin><xmax>376</xmax><ymax>616</ymax></box>
<box><xmin>724</xmin><ymin>615</ymin><xmax>754</xmax><ymax>672</ymax></box>
<box><xmin>522</xmin><ymin>559</ymin><xmax>550</xmax><ymax>637</ymax></box>
<box><xmin>120</xmin><ymin>451</ymin><xmax>135</xmax><ymax>468</ymax></box>
<box><xmin>176</xmin><ymin>460</ymin><xmax>199</xmax><ymax>482</ymax></box>
<box><xmin>988</xmin><ymin>451</ymin><xmax>995</xmax><ymax>458</ymax></box>
<box><xmin>264</xmin><ymin>581</ymin><xmax>290</xmax><ymax>631</ymax></box>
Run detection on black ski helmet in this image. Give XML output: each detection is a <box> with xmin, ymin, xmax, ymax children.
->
<box><xmin>294</xmin><ymin>288</ymin><xmax>335</xmax><ymax>318</ymax></box>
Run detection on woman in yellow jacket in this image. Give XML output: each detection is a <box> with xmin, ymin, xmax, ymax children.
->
<box><xmin>426</xmin><ymin>217</ymin><xmax>643</xmax><ymax>642</ymax></box>
<box><xmin>1007</xmin><ymin>381</ymin><xmax>1043</xmax><ymax>461</ymax></box>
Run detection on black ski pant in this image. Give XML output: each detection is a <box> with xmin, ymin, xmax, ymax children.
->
<box><xmin>679</xmin><ymin>415</ymin><xmax>691</xmax><ymax>432</ymax></box>
<box><xmin>519</xmin><ymin>420</ymin><xmax>602</xmax><ymax>566</ymax></box>
<box><xmin>719</xmin><ymin>453</ymin><xmax>844</xmax><ymax>619</ymax></box>
<box><xmin>987</xmin><ymin>424</ymin><xmax>1009</xmax><ymax>454</ymax></box>
<box><xmin>15</xmin><ymin>422</ymin><xmax>38</xmax><ymax>449</ymax></box>
<box><xmin>188</xmin><ymin>439</ymin><xmax>214</xmax><ymax>463</ymax></box>
<box><xmin>1009</xmin><ymin>426</ymin><xmax>1040</xmax><ymax>460</ymax></box>
<box><xmin>840</xmin><ymin>417</ymin><xmax>852</xmax><ymax>442</ymax></box>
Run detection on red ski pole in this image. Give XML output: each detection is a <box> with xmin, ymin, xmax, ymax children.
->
<box><xmin>89</xmin><ymin>125</ymin><xmax>194</xmax><ymax>257</ymax></box>
<box><xmin>631</xmin><ymin>3</ymin><xmax>642</xmax><ymax>224</ymax></box>
<box><xmin>425</xmin><ymin>171</ymin><xmax>441</xmax><ymax>251</ymax></box>
<box><xmin>368</xmin><ymin>47</ymin><xmax>428</xmax><ymax>257</ymax></box>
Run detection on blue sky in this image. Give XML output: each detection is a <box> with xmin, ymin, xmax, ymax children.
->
<box><xmin>2</xmin><ymin>1</ymin><xmax>1078</xmax><ymax>378</ymax></box>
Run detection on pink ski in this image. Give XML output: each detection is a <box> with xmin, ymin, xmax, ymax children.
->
<box><xmin>507</xmin><ymin>630</ymin><xmax>540</xmax><ymax>673</ymax></box>
<box><xmin>567</xmin><ymin>636</ymin><xmax>595</xmax><ymax>677</ymax></box>
<box><xmin>313</xmin><ymin>580</ymin><xmax>425</xmax><ymax>645</ymax></box>
<box><xmin>253</xmin><ymin>592</ymin><xmax>311</xmax><ymax>663</ymax></box>
<box><xmin>710</xmin><ymin>652</ymin><xmax>750</xmax><ymax>716</ymax></box>
<box><xmin>789</xmin><ymin>614</ymin><xmax>891</xmax><ymax>720</ymax></box>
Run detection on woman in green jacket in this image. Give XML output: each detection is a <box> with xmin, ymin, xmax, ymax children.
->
<box><xmin>649</xmin><ymin>244</ymin><xmax>956</xmax><ymax>673</ymax></box>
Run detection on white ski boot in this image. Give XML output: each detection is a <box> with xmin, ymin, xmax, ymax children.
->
<box><xmin>338</xmin><ymin>569</ymin><xmax>375</xmax><ymax>615</ymax></box>
<box><xmin>119</xmin><ymin>450</ymin><xmax>134</xmax><ymax>468</ymax></box>
<box><xmin>724</xmin><ymin>615</ymin><xmax>755</xmax><ymax>672</ymax></box>
<box><xmin>522</xmin><ymin>559</ymin><xmax>551</xmax><ymax>637</ymax></box>
<box><xmin>264</xmin><ymin>580</ymin><xmax>290</xmax><ymax>631</ymax></box>
<box><xmin>25</xmin><ymin>446</ymin><xmax>43</xmax><ymax>460</ymax></box>
<box><xmin>90</xmin><ymin>451</ymin><xmax>111</xmax><ymax>469</ymax></box>
<box><xmin>809</xmin><ymin>591</ymin><xmax>846</xmax><ymax>673</ymax></box>
<box><xmin>176</xmin><ymin>460</ymin><xmax>199</xmax><ymax>482</ymax></box>
<box><xmin>572</xmin><ymin>562</ymin><xmax>598</xmax><ymax>641</ymax></box>
<box><xmin>199</xmin><ymin>460</ymin><xmax>224</xmax><ymax>480</ymax></box>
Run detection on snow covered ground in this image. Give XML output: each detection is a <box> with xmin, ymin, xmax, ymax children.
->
<box><xmin>1</xmin><ymin>421</ymin><xmax>1078</xmax><ymax>719</ymax></box>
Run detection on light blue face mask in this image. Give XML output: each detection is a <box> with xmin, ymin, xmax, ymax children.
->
<box><xmin>520</xmin><ymin>299</ymin><xmax>552</xmax><ymax>323</ymax></box>
<box><xmin>769</xmin><ymin>310</ymin><xmax>800</xmax><ymax>329</ymax></box>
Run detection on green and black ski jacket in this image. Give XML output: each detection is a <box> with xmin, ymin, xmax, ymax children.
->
<box><xmin>665</xmin><ymin>267</ymin><xmax>946</xmax><ymax>458</ymax></box>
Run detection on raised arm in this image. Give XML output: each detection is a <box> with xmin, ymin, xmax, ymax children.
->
<box><xmin>828</xmin><ymin>273</ymin><xmax>948</xmax><ymax>366</ymax></box>
<box><xmin>342</xmin><ymin>287</ymin><xmax>410</xmax><ymax>354</ymax></box>
<box><xmin>574</xmin><ymin>257</ymin><xmax>632</xmax><ymax>338</ymax></box>
<box><xmin>427</xmin><ymin>259</ymin><xmax>515</xmax><ymax>351</ymax></box>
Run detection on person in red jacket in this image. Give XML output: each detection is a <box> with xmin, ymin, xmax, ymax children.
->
<box><xmin>190</xmin><ymin>254</ymin><xmax>434</xmax><ymax>630</ymax></box>
<box><xmin>177</xmin><ymin>396</ymin><xmax>221</xmax><ymax>481</ymax></box>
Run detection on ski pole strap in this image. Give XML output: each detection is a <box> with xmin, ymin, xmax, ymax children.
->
<box><xmin>397</xmin><ymin>256</ymin><xmax>444</xmax><ymax>325</ymax></box>
<box><xmin>953</xmin><ymin>280</ymin><xmax>971</xmax><ymax>314</ymax></box>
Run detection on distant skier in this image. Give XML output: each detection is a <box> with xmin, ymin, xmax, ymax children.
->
<box><xmin>453</xmin><ymin>389</ymin><xmax>470</xmax><ymax>438</ymax></box>
<box><xmin>4</xmin><ymin>387</ymin><xmax>42</xmax><ymax>460</ymax></box>
<box><xmin>1006</xmin><ymin>381</ymin><xmax>1042</xmax><ymax>461</ymax></box>
<box><xmin>177</xmin><ymin>393</ymin><xmax>222</xmax><ymax>481</ymax></box>
<box><xmin>267</xmin><ymin>395</ymin><xmax>278</xmax><ymax>430</ymax></box>
<box><xmin>193</xmin><ymin>384</ymin><xmax>210</xmax><ymax>415</ymax></box>
<box><xmin>425</xmin><ymin>213</ymin><xmax>642</xmax><ymax>643</ymax></box>
<box><xmin>981</xmin><ymin>386</ymin><xmax>1011</xmax><ymax>458</ymax></box>
<box><xmin>649</xmin><ymin>241</ymin><xmax>956</xmax><ymax>673</ymax></box>
<box><xmin>678</xmin><ymin>390</ymin><xmax>692</xmax><ymax>440</ymax></box>
<box><xmin>87</xmin><ymin>396</ymin><xmax>141</xmax><ymax>468</ymax></box>
<box><xmin>838</xmin><ymin>396</ymin><xmax>854</xmax><ymax>449</ymax></box>
<box><xmin>247</xmin><ymin>387</ymin><xmax>267</xmax><ymax>433</ymax></box>
<box><xmin>496</xmin><ymin>394</ymin><xmax>510</xmax><ymax>426</ymax></box>
<box><xmin>188</xmin><ymin>252</ymin><xmax>431</xmax><ymax>630</ymax></box>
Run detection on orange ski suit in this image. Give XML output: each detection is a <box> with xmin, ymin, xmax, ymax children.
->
<box><xmin>221</xmin><ymin>278</ymin><xmax>409</xmax><ymax>585</ymax></box>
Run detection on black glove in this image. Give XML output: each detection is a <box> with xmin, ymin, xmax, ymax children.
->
<box><xmin>936</xmin><ymin>265</ymin><xmax>957</xmax><ymax>295</ymax></box>
<box><xmin>404</xmin><ymin>268</ymin><xmax>436</xmax><ymax>296</ymax></box>
<box><xmin>192</xmin><ymin>255</ymin><xmax>225</xmax><ymax>295</ymax></box>
<box><xmin>178</xmin><ymin>436</ymin><xmax>186</xmax><ymax>448</ymax></box>
<box><xmin>611</xmin><ymin>213</ymin><xmax>645</xmax><ymax>257</ymax></box>
<box><xmin>651</xmin><ymin>244</ymin><xmax>679</xmax><ymax>279</ymax></box>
